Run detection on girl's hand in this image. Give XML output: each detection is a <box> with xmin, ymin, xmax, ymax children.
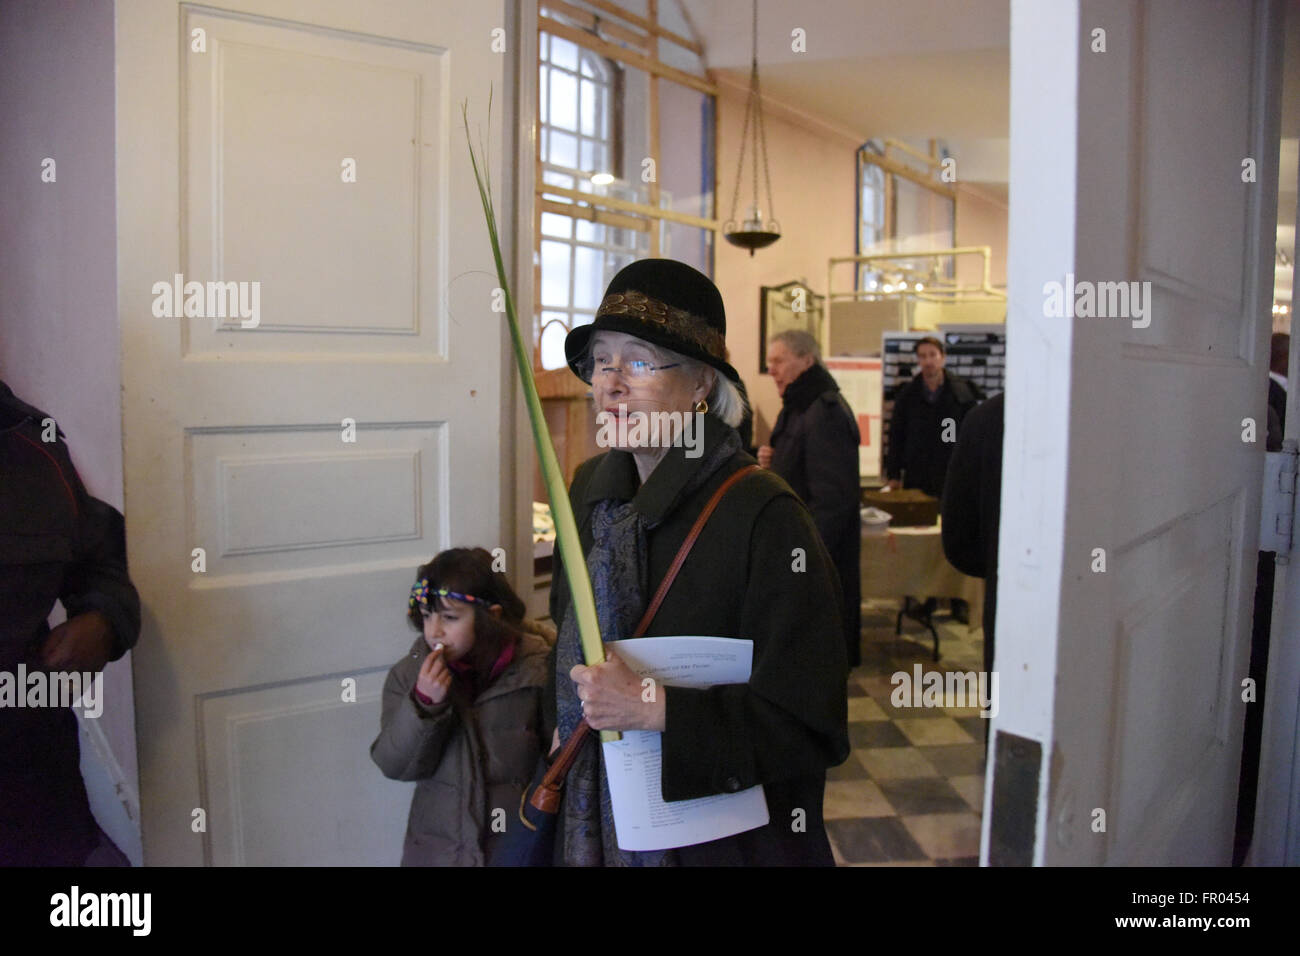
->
<box><xmin>416</xmin><ymin>644</ymin><xmax>452</xmax><ymax>704</ymax></box>
<box><xmin>569</xmin><ymin>646</ymin><xmax>665</xmax><ymax>733</ymax></box>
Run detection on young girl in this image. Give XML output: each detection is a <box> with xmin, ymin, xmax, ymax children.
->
<box><xmin>370</xmin><ymin>547</ymin><xmax>554</xmax><ymax>866</ymax></box>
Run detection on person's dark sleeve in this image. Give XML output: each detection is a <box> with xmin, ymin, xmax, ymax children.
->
<box><xmin>57</xmin><ymin>452</ymin><xmax>141</xmax><ymax>661</ymax></box>
<box><xmin>804</xmin><ymin>399</ymin><xmax>860</xmax><ymax>550</ymax></box>
<box><xmin>941</xmin><ymin>406</ymin><xmax>987</xmax><ymax>578</ymax></box>
<box><xmin>544</xmin><ymin>537</ymin><xmax>568</xmax><ymax>740</ymax></box>
<box><xmin>885</xmin><ymin>388</ymin><xmax>907</xmax><ymax>480</ymax></box>
<box><xmin>660</xmin><ymin>495</ymin><xmax>850</xmax><ymax>800</ymax></box>
<box><xmin>1267</xmin><ymin>404</ymin><xmax>1283</xmax><ymax>453</ymax></box>
<box><xmin>1269</xmin><ymin>380</ymin><xmax>1287</xmax><ymax>436</ymax></box>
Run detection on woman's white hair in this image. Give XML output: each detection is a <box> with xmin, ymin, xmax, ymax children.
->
<box><xmin>583</xmin><ymin>333</ymin><xmax>747</xmax><ymax>428</ymax></box>
<box><xmin>659</xmin><ymin>348</ymin><xmax>745</xmax><ymax>429</ymax></box>
<box><xmin>698</xmin><ymin>362</ymin><xmax>746</xmax><ymax>428</ymax></box>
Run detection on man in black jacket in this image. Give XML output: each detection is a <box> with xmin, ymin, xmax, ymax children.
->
<box><xmin>884</xmin><ymin>336</ymin><xmax>984</xmax><ymax>496</ymax></box>
<box><xmin>0</xmin><ymin>380</ymin><xmax>141</xmax><ymax>865</ymax></box>
<box><xmin>759</xmin><ymin>331</ymin><xmax>862</xmax><ymax>667</ymax></box>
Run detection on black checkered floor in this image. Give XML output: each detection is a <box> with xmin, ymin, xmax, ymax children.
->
<box><xmin>826</xmin><ymin>600</ymin><xmax>989</xmax><ymax>866</ymax></box>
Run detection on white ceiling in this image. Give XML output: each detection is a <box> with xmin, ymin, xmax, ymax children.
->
<box><xmin>685</xmin><ymin>0</ymin><xmax>1299</xmax><ymax>191</ymax></box>
<box><xmin>690</xmin><ymin>0</ymin><xmax>1010</xmax><ymax>146</ymax></box>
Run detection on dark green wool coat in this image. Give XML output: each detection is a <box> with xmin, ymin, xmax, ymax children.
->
<box><xmin>548</xmin><ymin>415</ymin><xmax>851</xmax><ymax>865</ymax></box>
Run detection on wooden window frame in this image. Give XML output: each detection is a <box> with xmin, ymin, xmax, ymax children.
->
<box><xmin>534</xmin><ymin>0</ymin><xmax>719</xmax><ymax>383</ymax></box>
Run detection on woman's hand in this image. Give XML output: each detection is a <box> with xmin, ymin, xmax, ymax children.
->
<box><xmin>569</xmin><ymin>645</ymin><xmax>665</xmax><ymax>732</ymax></box>
<box><xmin>756</xmin><ymin>444</ymin><xmax>774</xmax><ymax>468</ymax></box>
<box><xmin>416</xmin><ymin>644</ymin><xmax>452</xmax><ymax>704</ymax></box>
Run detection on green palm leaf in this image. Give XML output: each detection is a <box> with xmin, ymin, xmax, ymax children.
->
<box><xmin>462</xmin><ymin>96</ymin><xmax>616</xmax><ymax>743</ymax></box>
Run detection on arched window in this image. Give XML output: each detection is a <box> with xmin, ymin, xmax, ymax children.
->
<box><xmin>537</xmin><ymin>33</ymin><xmax>643</xmax><ymax>370</ymax></box>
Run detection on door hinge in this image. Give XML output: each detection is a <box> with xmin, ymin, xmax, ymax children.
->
<box><xmin>1260</xmin><ymin>439</ymin><xmax>1299</xmax><ymax>563</ymax></box>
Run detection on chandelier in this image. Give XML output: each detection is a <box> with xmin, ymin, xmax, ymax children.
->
<box><xmin>723</xmin><ymin>0</ymin><xmax>780</xmax><ymax>255</ymax></box>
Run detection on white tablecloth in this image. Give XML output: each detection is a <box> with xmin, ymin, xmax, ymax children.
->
<box><xmin>861</xmin><ymin>524</ymin><xmax>984</xmax><ymax>627</ymax></box>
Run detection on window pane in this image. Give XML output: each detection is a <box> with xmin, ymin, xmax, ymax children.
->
<box><xmin>542</xmin><ymin>168</ymin><xmax>575</xmax><ymax>190</ymax></box>
<box><xmin>575</xmin><ymin>218</ymin><xmax>602</xmax><ymax>243</ymax></box>
<box><xmin>540</xmin><ymin>320</ymin><xmax>569</xmax><ymax>371</ymax></box>
<box><xmin>663</xmin><ymin>222</ymin><xmax>711</xmax><ymax>277</ymax></box>
<box><xmin>540</xmin><ymin>241</ymin><xmax>572</xmax><ymax>306</ymax></box>
<box><xmin>607</xmin><ymin>250</ymin><xmax>637</xmax><ymax>279</ymax></box>
<box><xmin>655</xmin><ymin>79</ymin><xmax>713</xmax><ymax>226</ymax></box>
<box><xmin>550</xmin><ymin>35</ymin><xmax>578</xmax><ymax>72</ymax></box>
<box><xmin>540</xmin><ymin>212</ymin><xmax>573</xmax><ymax>238</ymax></box>
<box><xmin>580</xmin><ymin>80</ymin><xmax>596</xmax><ymax>137</ymax></box>
<box><xmin>549</xmin><ymin>71</ymin><xmax>578</xmax><ymax>131</ymax></box>
<box><xmin>539</xmin><ymin>66</ymin><xmax>548</xmax><ymax>124</ymax></box>
<box><xmin>580</xmin><ymin>139</ymin><xmax>601</xmax><ymax>174</ymax></box>
<box><xmin>549</xmin><ymin>130</ymin><xmax>578</xmax><ymax>168</ymax></box>
<box><xmin>893</xmin><ymin>177</ymin><xmax>955</xmax><ymax>280</ymax></box>
<box><xmin>573</xmin><ymin>246</ymin><xmax>603</xmax><ymax>310</ymax></box>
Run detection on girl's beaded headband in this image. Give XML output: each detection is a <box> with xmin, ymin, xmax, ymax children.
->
<box><xmin>408</xmin><ymin>579</ymin><xmax>491</xmax><ymax>611</ymax></box>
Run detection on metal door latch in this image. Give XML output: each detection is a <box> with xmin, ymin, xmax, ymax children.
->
<box><xmin>1260</xmin><ymin>439</ymin><xmax>1299</xmax><ymax>563</ymax></box>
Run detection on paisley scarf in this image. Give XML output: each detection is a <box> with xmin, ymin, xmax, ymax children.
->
<box><xmin>554</xmin><ymin>422</ymin><xmax>742</xmax><ymax>866</ymax></box>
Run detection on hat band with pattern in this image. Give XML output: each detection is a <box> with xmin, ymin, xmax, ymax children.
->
<box><xmin>595</xmin><ymin>290</ymin><xmax>727</xmax><ymax>363</ymax></box>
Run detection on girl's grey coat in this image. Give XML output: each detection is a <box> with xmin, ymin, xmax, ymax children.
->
<box><xmin>371</xmin><ymin>626</ymin><xmax>553</xmax><ymax>866</ymax></box>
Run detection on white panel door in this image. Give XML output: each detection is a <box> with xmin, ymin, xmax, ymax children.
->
<box><xmin>991</xmin><ymin>0</ymin><xmax>1285</xmax><ymax>864</ymax></box>
<box><xmin>117</xmin><ymin>0</ymin><xmax>509</xmax><ymax>864</ymax></box>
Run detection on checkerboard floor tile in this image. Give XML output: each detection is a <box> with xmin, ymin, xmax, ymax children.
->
<box><xmin>827</xmin><ymin>600</ymin><xmax>990</xmax><ymax>866</ymax></box>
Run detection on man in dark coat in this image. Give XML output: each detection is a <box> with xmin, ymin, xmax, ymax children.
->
<box><xmin>0</xmin><ymin>380</ymin><xmax>141</xmax><ymax>865</ymax></box>
<box><xmin>759</xmin><ymin>331</ymin><xmax>862</xmax><ymax>667</ymax></box>
<box><xmin>884</xmin><ymin>336</ymin><xmax>984</xmax><ymax>497</ymax></box>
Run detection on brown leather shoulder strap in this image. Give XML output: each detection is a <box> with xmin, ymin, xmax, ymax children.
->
<box><xmin>631</xmin><ymin>464</ymin><xmax>760</xmax><ymax>639</ymax></box>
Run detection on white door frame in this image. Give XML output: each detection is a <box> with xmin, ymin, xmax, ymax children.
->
<box><xmin>988</xmin><ymin>0</ymin><xmax>1286</xmax><ymax>865</ymax></box>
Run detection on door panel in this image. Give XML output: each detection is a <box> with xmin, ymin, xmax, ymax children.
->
<box><xmin>994</xmin><ymin>0</ymin><xmax>1283</xmax><ymax>864</ymax></box>
<box><xmin>119</xmin><ymin>0</ymin><xmax>507</xmax><ymax>865</ymax></box>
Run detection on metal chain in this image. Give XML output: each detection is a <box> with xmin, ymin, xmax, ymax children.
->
<box><xmin>725</xmin><ymin>2</ymin><xmax>755</xmax><ymax>226</ymax></box>
<box><xmin>724</xmin><ymin>0</ymin><xmax>776</xmax><ymax>227</ymax></box>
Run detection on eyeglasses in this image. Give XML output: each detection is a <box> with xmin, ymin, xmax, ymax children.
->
<box><xmin>585</xmin><ymin>359</ymin><xmax>681</xmax><ymax>383</ymax></box>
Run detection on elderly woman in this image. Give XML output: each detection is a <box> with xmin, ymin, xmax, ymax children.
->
<box><xmin>548</xmin><ymin>258</ymin><xmax>849</xmax><ymax>866</ymax></box>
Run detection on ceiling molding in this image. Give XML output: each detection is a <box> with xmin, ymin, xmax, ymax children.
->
<box><xmin>957</xmin><ymin>181</ymin><xmax>1009</xmax><ymax>211</ymax></box>
<box><xmin>714</xmin><ymin>68</ymin><xmax>865</xmax><ymax>147</ymax></box>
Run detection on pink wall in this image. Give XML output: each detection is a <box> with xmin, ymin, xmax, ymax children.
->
<box><xmin>955</xmin><ymin>182</ymin><xmax>1009</xmax><ymax>289</ymax></box>
<box><xmin>713</xmin><ymin>81</ymin><xmax>861</xmax><ymax>442</ymax></box>
<box><xmin>713</xmin><ymin>80</ymin><xmax>1010</xmax><ymax>440</ymax></box>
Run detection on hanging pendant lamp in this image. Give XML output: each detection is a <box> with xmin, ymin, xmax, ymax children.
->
<box><xmin>723</xmin><ymin>0</ymin><xmax>780</xmax><ymax>256</ymax></box>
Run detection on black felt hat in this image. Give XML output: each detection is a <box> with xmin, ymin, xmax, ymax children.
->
<box><xmin>564</xmin><ymin>258</ymin><xmax>740</xmax><ymax>383</ymax></box>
